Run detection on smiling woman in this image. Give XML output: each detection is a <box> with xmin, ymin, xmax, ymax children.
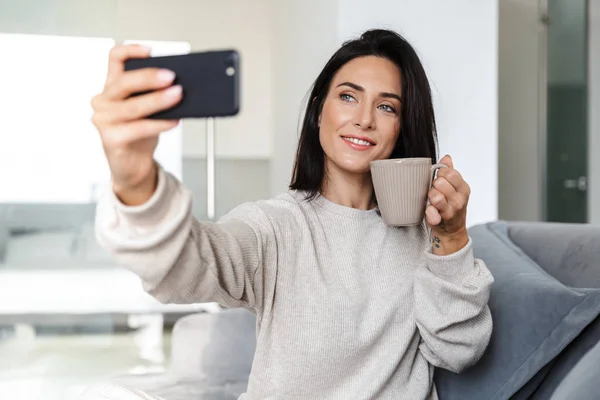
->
<box><xmin>93</xmin><ymin>28</ymin><xmax>493</xmax><ymax>400</ymax></box>
<box><xmin>290</xmin><ymin>30</ymin><xmax>438</xmax><ymax>206</ymax></box>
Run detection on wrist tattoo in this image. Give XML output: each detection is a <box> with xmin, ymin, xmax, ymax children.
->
<box><xmin>433</xmin><ymin>235</ymin><xmax>441</xmax><ymax>248</ymax></box>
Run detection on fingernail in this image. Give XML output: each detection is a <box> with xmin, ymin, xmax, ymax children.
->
<box><xmin>158</xmin><ymin>69</ymin><xmax>176</xmax><ymax>83</ymax></box>
<box><xmin>165</xmin><ymin>85</ymin><xmax>182</xmax><ymax>98</ymax></box>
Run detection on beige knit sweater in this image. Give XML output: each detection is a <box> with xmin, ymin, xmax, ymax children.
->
<box><xmin>95</xmin><ymin>167</ymin><xmax>494</xmax><ymax>400</ymax></box>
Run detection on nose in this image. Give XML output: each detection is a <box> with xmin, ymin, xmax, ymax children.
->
<box><xmin>353</xmin><ymin>102</ymin><xmax>375</xmax><ymax>130</ymax></box>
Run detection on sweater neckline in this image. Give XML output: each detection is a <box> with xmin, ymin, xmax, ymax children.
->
<box><xmin>291</xmin><ymin>190</ymin><xmax>380</xmax><ymax>219</ymax></box>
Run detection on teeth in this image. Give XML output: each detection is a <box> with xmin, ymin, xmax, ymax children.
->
<box><xmin>343</xmin><ymin>137</ymin><xmax>372</xmax><ymax>146</ymax></box>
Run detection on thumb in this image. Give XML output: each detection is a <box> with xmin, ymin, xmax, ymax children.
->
<box><xmin>440</xmin><ymin>154</ymin><xmax>454</xmax><ymax>169</ymax></box>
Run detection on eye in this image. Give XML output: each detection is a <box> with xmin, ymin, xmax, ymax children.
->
<box><xmin>378</xmin><ymin>104</ymin><xmax>397</xmax><ymax>114</ymax></box>
<box><xmin>340</xmin><ymin>93</ymin><xmax>356</xmax><ymax>102</ymax></box>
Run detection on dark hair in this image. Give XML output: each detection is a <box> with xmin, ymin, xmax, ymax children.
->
<box><xmin>289</xmin><ymin>29</ymin><xmax>438</xmax><ymax>199</ymax></box>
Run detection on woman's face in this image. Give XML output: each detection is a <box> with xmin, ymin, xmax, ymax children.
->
<box><xmin>319</xmin><ymin>56</ymin><xmax>402</xmax><ymax>176</ymax></box>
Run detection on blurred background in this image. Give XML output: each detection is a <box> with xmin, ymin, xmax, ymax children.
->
<box><xmin>0</xmin><ymin>0</ymin><xmax>597</xmax><ymax>399</ymax></box>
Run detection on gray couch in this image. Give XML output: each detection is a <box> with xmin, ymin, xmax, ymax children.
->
<box><xmin>111</xmin><ymin>221</ymin><xmax>600</xmax><ymax>400</ymax></box>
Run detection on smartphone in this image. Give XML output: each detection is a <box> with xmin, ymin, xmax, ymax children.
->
<box><xmin>124</xmin><ymin>49</ymin><xmax>240</xmax><ymax>119</ymax></box>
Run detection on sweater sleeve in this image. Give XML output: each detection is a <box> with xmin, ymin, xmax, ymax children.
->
<box><xmin>413</xmin><ymin>237</ymin><xmax>494</xmax><ymax>373</ymax></box>
<box><xmin>94</xmin><ymin>166</ymin><xmax>271</xmax><ymax>310</ymax></box>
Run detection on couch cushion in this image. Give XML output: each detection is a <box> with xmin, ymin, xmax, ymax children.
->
<box><xmin>549</xmin><ymin>340</ymin><xmax>600</xmax><ymax>400</ymax></box>
<box><xmin>434</xmin><ymin>221</ymin><xmax>600</xmax><ymax>400</ymax></box>
<box><xmin>529</xmin><ymin>315</ymin><xmax>600</xmax><ymax>399</ymax></box>
<box><xmin>507</xmin><ymin>222</ymin><xmax>600</xmax><ymax>289</ymax></box>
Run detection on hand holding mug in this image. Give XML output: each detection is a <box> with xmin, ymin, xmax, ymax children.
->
<box><xmin>426</xmin><ymin>155</ymin><xmax>470</xmax><ymax>252</ymax></box>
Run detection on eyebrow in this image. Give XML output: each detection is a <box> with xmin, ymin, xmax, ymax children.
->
<box><xmin>336</xmin><ymin>81</ymin><xmax>402</xmax><ymax>103</ymax></box>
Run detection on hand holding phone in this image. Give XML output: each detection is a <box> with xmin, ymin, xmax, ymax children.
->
<box><xmin>90</xmin><ymin>44</ymin><xmax>178</xmax><ymax>206</ymax></box>
<box><xmin>91</xmin><ymin>45</ymin><xmax>241</xmax><ymax>205</ymax></box>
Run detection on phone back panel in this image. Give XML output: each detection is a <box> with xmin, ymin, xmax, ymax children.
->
<box><xmin>124</xmin><ymin>49</ymin><xmax>240</xmax><ymax>119</ymax></box>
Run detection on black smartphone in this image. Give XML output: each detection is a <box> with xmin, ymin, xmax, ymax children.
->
<box><xmin>124</xmin><ymin>49</ymin><xmax>240</xmax><ymax>119</ymax></box>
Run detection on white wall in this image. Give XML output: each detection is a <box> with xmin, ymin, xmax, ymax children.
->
<box><xmin>498</xmin><ymin>0</ymin><xmax>543</xmax><ymax>222</ymax></box>
<box><xmin>337</xmin><ymin>0</ymin><xmax>499</xmax><ymax>227</ymax></box>
<box><xmin>269</xmin><ymin>0</ymin><xmax>340</xmax><ymax>194</ymax></box>
<box><xmin>115</xmin><ymin>0</ymin><xmax>272</xmax><ymax>159</ymax></box>
<box><xmin>0</xmin><ymin>0</ymin><xmax>118</xmax><ymax>38</ymax></box>
<box><xmin>590</xmin><ymin>0</ymin><xmax>600</xmax><ymax>224</ymax></box>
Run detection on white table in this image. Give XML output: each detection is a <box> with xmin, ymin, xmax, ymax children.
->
<box><xmin>0</xmin><ymin>264</ymin><xmax>219</xmax><ymax>363</ymax></box>
<box><xmin>0</xmin><ymin>264</ymin><xmax>218</xmax><ymax>315</ymax></box>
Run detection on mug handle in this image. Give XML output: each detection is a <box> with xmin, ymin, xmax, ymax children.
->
<box><xmin>430</xmin><ymin>163</ymin><xmax>449</xmax><ymax>188</ymax></box>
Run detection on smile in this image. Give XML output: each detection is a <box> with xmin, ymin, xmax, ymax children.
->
<box><xmin>342</xmin><ymin>136</ymin><xmax>374</xmax><ymax>146</ymax></box>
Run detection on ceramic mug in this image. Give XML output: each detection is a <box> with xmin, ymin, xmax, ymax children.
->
<box><xmin>370</xmin><ymin>158</ymin><xmax>448</xmax><ymax>226</ymax></box>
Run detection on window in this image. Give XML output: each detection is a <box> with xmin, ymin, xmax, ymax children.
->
<box><xmin>0</xmin><ymin>34</ymin><xmax>189</xmax><ymax>203</ymax></box>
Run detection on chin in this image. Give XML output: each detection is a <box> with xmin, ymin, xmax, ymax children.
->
<box><xmin>338</xmin><ymin>160</ymin><xmax>372</xmax><ymax>175</ymax></box>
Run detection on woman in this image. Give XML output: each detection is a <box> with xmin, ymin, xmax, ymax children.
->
<box><xmin>88</xmin><ymin>29</ymin><xmax>493</xmax><ymax>400</ymax></box>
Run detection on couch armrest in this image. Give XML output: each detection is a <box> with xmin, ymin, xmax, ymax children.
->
<box><xmin>108</xmin><ymin>309</ymin><xmax>257</xmax><ymax>400</ymax></box>
<box><xmin>168</xmin><ymin>308</ymin><xmax>256</xmax><ymax>380</ymax></box>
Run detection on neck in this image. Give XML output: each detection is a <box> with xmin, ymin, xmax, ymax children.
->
<box><xmin>320</xmin><ymin>163</ymin><xmax>375</xmax><ymax>210</ymax></box>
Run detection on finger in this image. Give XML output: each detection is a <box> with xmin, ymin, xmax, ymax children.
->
<box><xmin>440</xmin><ymin>154</ymin><xmax>454</xmax><ymax>169</ymax></box>
<box><xmin>106</xmin><ymin>44</ymin><xmax>152</xmax><ymax>87</ymax></box>
<box><xmin>436</xmin><ymin>168</ymin><xmax>470</xmax><ymax>197</ymax></box>
<box><xmin>432</xmin><ymin>175</ymin><xmax>468</xmax><ymax>211</ymax></box>
<box><xmin>104</xmin><ymin>67</ymin><xmax>177</xmax><ymax>102</ymax></box>
<box><xmin>432</xmin><ymin>176</ymin><xmax>456</xmax><ymax>198</ymax></box>
<box><xmin>104</xmin><ymin>85</ymin><xmax>183</xmax><ymax>123</ymax></box>
<box><xmin>102</xmin><ymin>119</ymin><xmax>180</xmax><ymax>147</ymax></box>
<box><xmin>428</xmin><ymin>187</ymin><xmax>452</xmax><ymax>218</ymax></box>
<box><xmin>438</xmin><ymin>181</ymin><xmax>468</xmax><ymax>212</ymax></box>
<box><xmin>425</xmin><ymin>204</ymin><xmax>442</xmax><ymax>226</ymax></box>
